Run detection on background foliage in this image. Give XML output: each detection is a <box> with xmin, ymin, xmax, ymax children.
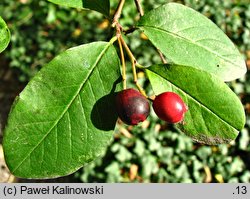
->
<box><xmin>0</xmin><ymin>0</ymin><xmax>250</xmax><ymax>182</ymax></box>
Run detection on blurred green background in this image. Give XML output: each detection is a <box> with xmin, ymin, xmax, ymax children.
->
<box><xmin>0</xmin><ymin>0</ymin><xmax>250</xmax><ymax>183</ymax></box>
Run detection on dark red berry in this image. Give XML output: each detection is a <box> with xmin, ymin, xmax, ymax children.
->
<box><xmin>115</xmin><ymin>88</ymin><xmax>150</xmax><ymax>125</ymax></box>
<box><xmin>153</xmin><ymin>92</ymin><xmax>188</xmax><ymax>123</ymax></box>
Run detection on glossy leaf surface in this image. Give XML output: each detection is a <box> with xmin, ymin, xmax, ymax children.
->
<box><xmin>0</xmin><ymin>16</ymin><xmax>10</xmax><ymax>53</ymax></box>
<box><xmin>138</xmin><ymin>3</ymin><xmax>246</xmax><ymax>81</ymax></box>
<box><xmin>47</xmin><ymin>0</ymin><xmax>110</xmax><ymax>16</ymax></box>
<box><xmin>3</xmin><ymin>41</ymin><xmax>121</xmax><ymax>178</ymax></box>
<box><xmin>147</xmin><ymin>64</ymin><xmax>245</xmax><ymax>145</ymax></box>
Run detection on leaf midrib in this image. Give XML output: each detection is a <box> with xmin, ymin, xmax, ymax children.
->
<box><xmin>139</xmin><ymin>25</ymin><xmax>240</xmax><ymax>68</ymax></box>
<box><xmin>12</xmin><ymin>42</ymin><xmax>112</xmax><ymax>173</ymax></box>
<box><xmin>148</xmin><ymin>68</ymin><xmax>239</xmax><ymax>132</ymax></box>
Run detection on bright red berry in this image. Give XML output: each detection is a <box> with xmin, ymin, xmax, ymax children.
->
<box><xmin>153</xmin><ymin>92</ymin><xmax>188</xmax><ymax>123</ymax></box>
<box><xmin>115</xmin><ymin>88</ymin><xmax>150</xmax><ymax>125</ymax></box>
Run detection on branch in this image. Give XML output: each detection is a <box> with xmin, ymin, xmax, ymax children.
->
<box><xmin>134</xmin><ymin>0</ymin><xmax>167</xmax><ymax>64</ymax></box>
<box><xmin>134</xmin><ymin>0</ymin><xmax>144</xmax><ymax>17</ymax></box>
<box><xmin>112</xmin><ymin>0</ymin><xmax>125</xmax><ymax>27</ymax></box>
<box><xmin>156</xmin><ymin>48</ymin><xmax>167</xmax><ymax>64</ymax></box>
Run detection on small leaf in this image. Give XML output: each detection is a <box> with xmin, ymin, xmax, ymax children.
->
<box><xmin>138</xmin><ymin>3</ymin><xmax>246</xmax><ymax>81</ymax></box>
<box><xmin>3</xmin><ymin>41</ymin><xmax>122</xmax><ymax>178</ymax></box>
<box><xmin>0</xmin><ymin>16</ymin><xmax>10</xmax><ymax>53</ymax></box>
<box><xmin>146</xmin><ymin>64</ymin><xmax>245</xmax><ymax>145</ymax></box>
<box><xmin>47</xmin><ymin>0</ymin><xmax>110</xmax><ymax>16</ymax></box>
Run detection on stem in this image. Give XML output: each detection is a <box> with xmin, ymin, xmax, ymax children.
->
<box><xmin>112</xmin><ymin>0</ymin><xmax>127</xmax><ymax>89</ymax></box>
<box><xmin>124</xmin><ymin>26</ymin><xmax>137</xmax><ymax>35</ymax></box>
<box><xmin>134</xmin><ymin>0</ymin><xmax>167</xmax><ymax>64</ymax></box>
<box><xmin>112</xmin><ymin>0</ymin><xmax>125</xmax><ymax>27</ymax></box>
<box><xmin>148</xmin><ymin>95</ymin><xmax>156</xmax><ymax>102</ymax></box>
<box><xmin>120</xmin><ymin>36</ymin><xmax>147</xmax><ymax>98</ymax></box>
<box><xmin>118</xmin><ymin>37</ymin><xmax>127</xmax><ymax>89</ymax></box>
<box><xmin>120</xmin><ymin>37</ymin><xmax>136</xmax><ymax>62</ymax></box>
<box><xmin>134</xmin><ymin>0</ymin><xmax>144</xmax><ymax>17</ymax></box>
<box><xmin>119</xmin><ymin>35</ymin><xmax>144</xmax><ymax>69</ymax></box>
<box><xmin>156</xmin><ymin>48</ymin><xmax>167</xmax><ymax>64</ymax></box>
<box><xmin>109</xmin><ymin>36</ymin><xmax>118</xmax><ymax>44</ymax></box>
<box><xmin>112</xmin><ymin>0</ymin><xmax>146</xmax><ymax>95</ymax></box>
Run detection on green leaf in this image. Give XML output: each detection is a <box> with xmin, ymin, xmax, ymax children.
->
<box><xmin>0</xmin><ymin>16</ymin><xmax>10</xmax><ymax>53</ymax></box>
<box><xmin>3</xmin><ymin>41</ymin><xmax>122</xmax><ymax>178</ymax></box>
<box><xmin>138</xmin><ymin>3</ymin><xmax>246</xmax><ymax>82</ymax></box>
<box><xmin>47</xmin><ymin>0</ymin><xmax>110</xmax><ymax>16</ymax></box>
<box><xmin>146</xmin><ymin>64</ymin><xmax>245</xmax><ymax>145</ymax></box>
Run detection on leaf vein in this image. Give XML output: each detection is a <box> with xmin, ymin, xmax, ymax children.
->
<box><xmin>141</xmin><ymin>26</ymin><xmax>240</xmax><ymax>67</ymax></box>
<box><xmin>150</xmin><ymin>70</ymin><xmax>238</xmax><ymax>131</ymax></box>
<box><xmin>12</xmin><ymin>42</ymin><xmax>113</xmax><ymax>173</ymax></box>
<box><xmin>88</xmin><ymin>81</ymin><xmax>102</xmax><ymax>129</ymax></box>
<box><xmin>67</xmin><ymin>111</ymin><xmax>72</xmax><ymax>160</ymax></box>
<box><xmin>174</xmin><ymin>25</ymin><xmax>208</xmax><ymax>34</ymax></box>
